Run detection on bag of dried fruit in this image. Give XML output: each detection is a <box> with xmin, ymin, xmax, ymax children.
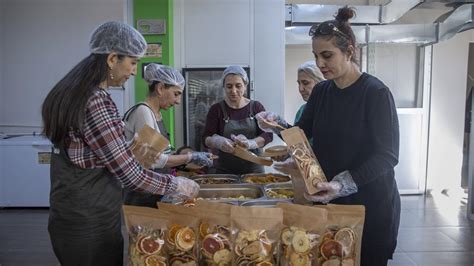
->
<box><xmin>276</xmin><ymin>202</ymin><xmax>328</xmax><ymax>266</ymax></box>
<box><xmin>314</xmin><ymin>204</ymin><xmax>365</xmax><ymax>266</ymax></box>
<box><xmin>123</xmin><ymin>205</ymin><xmax>171</xmax><ymax>266</ymax></box>
<box><xmin>231</xmin><ymin>205</ymin><xmax>283</xmax><ymax>265</ymax></box>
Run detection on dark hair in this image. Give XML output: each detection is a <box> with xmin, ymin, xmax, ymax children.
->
<box><xmin>148</xmin><ymin>81</ymin><xmax>174</xmax><ymax>97</ymax></box>
<box><xmin>309</xmin><ymin>6</ymin><xmax>358</xmax><ymax>63</ymax></box>
<box><xmin>42</xmin><ymin>54</ymin><xmax>124</xmax><ymax>144</ymax></box>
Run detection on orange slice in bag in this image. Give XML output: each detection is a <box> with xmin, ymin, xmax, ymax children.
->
<box><xmin>334</xmin><ymin>228</ymin><xmax>356</xmax><ymax>257</ymax></box>
<box><xmin>320</xmin><ymin>240</ymin><xmax>344</xmax><ymax>260</ymax></box>
<box><xmin>144</xmin><ymin>255</ymin><xmax>166</xmax><ymax>266</ymax></box>
<box><xmin>168</xmin><ymin>224</ymin><xmax>182</xmax><ymax>245</ymax></box>
<box><xmin>176</xmin><ymin>227</ymin><xmax>196</xmax><ymax>251</ymax></box>
<box><xmin>139</xmin><ymin>236</ymin><xmax>163</xmax><ymax>255</ymax></box>
<box><xmin>202</xmin><ymin>235</ymin><xmax>224</xmax><ymax>258</ymax></box>
<box><xmin>199</xmin><ymin>223</ymin><xmax>213</xmax><ymax>239</ymax></box>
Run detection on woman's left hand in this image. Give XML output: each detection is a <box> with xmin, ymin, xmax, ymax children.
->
<box><xmin>231</xmin><ymin>134</ymin><xmax>258</xmax><ymax>149</ymax></box>
<box><xmin>188</xmin><ymin>152</ymin><xmax>214</xmax><ymax>167</ymax></box>
<box><xmin>304</xmin><ymin>181</ymin><xmax>342</xmax><ymax>204</ymax></box>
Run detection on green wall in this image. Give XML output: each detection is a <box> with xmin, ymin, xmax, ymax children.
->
<box><xmin>133</xmin><ymin>0</ymin><xmax>175</xmax><ymax>146</ymax></box>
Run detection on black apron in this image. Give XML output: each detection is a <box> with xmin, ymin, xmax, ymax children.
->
<box><xmin>122</xmin><ymin>103</ymin><xmax>169</xmax><ymax>208</ymax></box>
<box><xmin>48</xmin><ymin>141</ymin><xmax>123</xmax><ymax>266</ymax></box>
<box><xmin>215</xmin><ymin>100</ymin><xmax>264</xmax><ymax>175</ymax></box>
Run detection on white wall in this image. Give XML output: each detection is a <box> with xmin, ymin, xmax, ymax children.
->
<box><xmin>0</xmin><ymin>0</ymin><xmax>127</xmax><ymax>134</ymax></box>
<box><xmin>174</xmin><ymin>0</ymin><xmax>285</xmax><ymax>148</ymax></box>
<box><xmin>427</xmin><ymin>30</ymin><xmax>474</xmax><ymax>192</ymax></box>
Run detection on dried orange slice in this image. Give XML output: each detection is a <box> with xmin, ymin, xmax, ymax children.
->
<box><xmin>202</xmin><ymin>235</ymin><xmax>224</xmax><ymax>258</ymax></box>
<box><xmin>199</xmin><ymin>223</ymin><xmax>213</xmax><ymax>239</ymax></box>
<box><xmin>139</xmin><ymin>236</ymin><xmax>163</xmax><ymax>255</ymax></box>
<box><xmin>168</xmin><ymin>224</ymin><xmax>182</xmax><ymax>245</ymax></box>
<box><xmin>144</xmin><ymin>255</ymin><xmax>166</xmax><ymax>266</ymax></box>
<box><xmin>334</xmin><ymin>228</ymin><xmax>356</xmax><ymax>257</ymax></box>
<box><xmin>320</xmin><ymin>240</ymin><xmax>343</xmax><ymax>260</ymax></box>
<box><xmin>136</xmin><ymin>235</ymin><xmax>146</xmax><ymax>254</ymax></box>
<box><xmin>256</xmin><ymin>261</ymin><xmax>273</xmax><ymax>266</ymax></box>
<box><xmin>176</xmin><ymin>227</ymin><xmax>196</xmax><ymax>251</ymax></box>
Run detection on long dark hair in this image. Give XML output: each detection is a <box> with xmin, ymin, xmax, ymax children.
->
<box><xmin>42</xmin><ymin>54</ymin><xmax>110</xmax><ymax>144</ymax></box>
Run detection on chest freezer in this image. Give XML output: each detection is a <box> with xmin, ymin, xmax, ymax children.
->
<box><xmin>0</xmin><ymin>135</ymin><xmax>52</xmax><ymax>207</ymax></box>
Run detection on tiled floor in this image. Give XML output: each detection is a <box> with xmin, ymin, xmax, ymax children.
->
<box><xmin>0</xmin><ymin>192</ymin><xmax>473</xmax><ymax>265</ymax></box>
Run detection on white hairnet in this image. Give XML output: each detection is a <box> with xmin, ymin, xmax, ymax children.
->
<box><xmin>89</xmin><ymin>21</ymin><xmax>147</xmax><ymax>57</ymax></box>
<box><xmin>298</xmin><ymin>60</ymin><xmax>325</xmax><ymax>82</ymax></box>
<box><xmin>222</xmin><ymin>66</ymin><xmax>248</xmax><ymax>86</ymax></box>
<box><xmin>144</xmin><ymin>63</ymin><xmax>185</xmax><ymax>89</ymax></box>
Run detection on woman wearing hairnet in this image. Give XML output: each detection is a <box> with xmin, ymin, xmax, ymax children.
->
<box><xmin>203</xmin><ymin>66</ymin><xmax>273</xmax><ymax>174</ymax></box>
<box><xmin>41</xmin><ymin>21</ymin><xmax>199</xmax><ymax>265</ymax></box>
<box><xmin>122</xmin><ymin>63</ymin><xmax>213</xmax><ymax>207</ymax></box>
<box><xmin>294</xmin><ymin>61</ymin><xmax>325</xmax><ymax>124</ymax></box>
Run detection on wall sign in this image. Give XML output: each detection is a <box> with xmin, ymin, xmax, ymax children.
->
<box><xmin>137</xmin><ymin>19</ymin><xmax>166</xmax><ymax>35</ymax></box>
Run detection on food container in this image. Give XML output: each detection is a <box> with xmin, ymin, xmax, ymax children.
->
<box><xmin>196</xmin><ymin>183</ymin><xmax>265</xmax><ymax>205</ymax></box>
<box><xmin>264</xmin><ymin>183</ymin><xmax>294</xmax><ymax>199</ymax></box>
<box><xmin>241</xmin><ymin>173</ymin><xmax>291</xmax><ymax>184</ymax></box>
<box><xmin>240</xmin><ymin>199</ymin><xmax>292</xmax><ymax>207</ymax></box>
<box><xmin>190</xmin><ymin>174</ymin><xmax>240</xmax><ymax>185</ymax></box>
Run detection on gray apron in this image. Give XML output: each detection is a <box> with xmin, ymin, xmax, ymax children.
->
<box><xmin>216</xmin><ymin>100</ymin><xmax>264</xmax><ymax>175</ymax></box>
<box><xmin>48</xmin><ymin>141</ymin><xmax>123</xmax><ymax>266</ymax></box>
<box><xmin>122</xmin><ymin>103</ymin><xmax>168</xmax><ymax>208</ymax></box>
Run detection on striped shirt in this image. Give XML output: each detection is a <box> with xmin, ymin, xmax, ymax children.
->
<box><xmin>66</xmin><ymin>88</ymin><xmax>177</xmax><ymax>195</ymax></box>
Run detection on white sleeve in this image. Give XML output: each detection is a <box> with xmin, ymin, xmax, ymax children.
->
<box><xmin>124</xmin><ymin>105</ymin><xmax>159</xmax><ymax>141</ymax></box>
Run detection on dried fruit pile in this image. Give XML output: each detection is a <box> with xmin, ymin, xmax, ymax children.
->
<box><xmin>318</xmin><ymin>227</ymin><xmax>356</xmax><ymax>266</ymax></box>
<box><xmin>280</xmin><ymin>226</ymin><xmax>320</xmax><ymax>265</ymax></box>
<box><xmin>234</xmin><ymin>230</ymin><xmax>275</xmax><ymax>265</ymax></box>
<box><xmin>128</xmin><ymin>225</ymin><xmax>166</xmax><ymax>266</ymax></box>
<box><xmin>265</xmin><ymin>188</ymin><xmax>294</xmax><ymax>199</ymax></box>
<box><xmin>167</xmin><ymin>224</ymin><xmax>198</xmax><ymax>265</ymax></box>
<box><xmin>243</xmin><ymin>174</ymin><xmax>290</xmax><ymax>184</ymax></box>
<box><xmin>289</xmin><ymin>142</ymin><xmax>326</xmax><ymax>190</ymax></box>
<box><xmin>200</xmin><ymin>223</ymin><xmax>232</xmax><ymax>265</ymax></box>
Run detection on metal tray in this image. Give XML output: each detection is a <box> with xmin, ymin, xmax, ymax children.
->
<box><xmin>197</xmin><ymin>184</ymin><xmax>265</xmax><ymax>203</ymax></box>
<box><xmin>240</xmin><ymin>199</ymin><xmax>292</xmax><ymax>207</ymax></box>
<box><xmin>241</xmin><ymin>173</ymin><xmax>291</xmax><ymax>184</ymax></box>
<box><xmin>190</xmin><ymin>174</ymin><xmax>241</xmax><ymax>185</ymax></box>
<box><xmin>264</xmin><ymin>183</ymin><xmax>294</xmax><ymax>199</ymax></box>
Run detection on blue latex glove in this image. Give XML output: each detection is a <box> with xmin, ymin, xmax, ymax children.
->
<box><xmin>187</xmin><ymin>152</ymin><xmax>214</xmax><ymax>167</ymax></box>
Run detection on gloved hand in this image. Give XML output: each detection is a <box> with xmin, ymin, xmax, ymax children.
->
<box><xmin>304</xmin><ymin>170</ymin><xmax>358</xmax><ymax>203</ymax></box>
<box><xmin>255</xmin><ymin>111</ymin><xmax>289</xmax><ymax>134</ymax></box>
<box><xmin>165</xmin><ymin>176</ymin><xmax>200</xmax><ymax>200</ymax></box>
<box><xmin>187</xmin><ymin>152</ymin><xmax>214</xmax><ymax>167</ymax></box>
<box><xmin>231</xmin><ymin>134</ymin><xmax>258</xmax><ymax>150</ymax></box>
<box><xmin>272</xmin><ymin>157</ymin><xmax>297</xmax><ymax>175</ymax></box>
<box><xmin>208</xmin><ymin>134</ymin><xmax>235</xmax><ymax>153</ymax></box>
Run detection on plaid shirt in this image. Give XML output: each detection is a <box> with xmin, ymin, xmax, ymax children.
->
<box><xmin>66</xmin><ymin>88</ymin><xmax>177</xmax><ymax>195</ymax></box>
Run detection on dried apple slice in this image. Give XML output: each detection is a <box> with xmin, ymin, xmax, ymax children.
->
<box><xmin>289</xmin><ymin>252</ymin><xmax>310</xmax><ymax>266</ymax></box>
<box><xmin>144</xmin><ymin>255</ymin><xmax>166</xmax><ymax>266</ymax></box>
<box><xmin>281</xmin><ymin>228</ymin><xmax>293</xmax><ymax>246</ymax></box>
<box><xmin>292</xmin><ymin>230</ymin><xmax>311</xmax><ymax>254</ymax></box>
<box><xmin>213</xmin><ymin>249</ymin><xmax>232</xmax><ymax>264</ymax></box>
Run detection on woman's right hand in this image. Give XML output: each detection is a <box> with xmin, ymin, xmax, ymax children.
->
<box><xmin>188</xmin><ymin>152</ymin><xmax>214</xmax><ymax>167</ymax></box>
<box><xmin>272</xmin><ymin>157</ymin><xmax>297</xmax><ymax>175</ymax></box>
<box><xmin>166</xmin><ymin>176</ymin><xmax>200</xmax><ymax>200</ymax></box>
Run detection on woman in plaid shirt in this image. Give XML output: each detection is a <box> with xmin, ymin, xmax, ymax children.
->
<box><xmin>41</xmin><ymin>21</ymin><xmax>199</xmax><ymax>265</ymax></box>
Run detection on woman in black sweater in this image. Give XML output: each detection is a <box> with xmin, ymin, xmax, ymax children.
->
<box><xmin>256</xmin><ymin>6</ymin><xmax>400</xmax><ymax>266</ymax></box>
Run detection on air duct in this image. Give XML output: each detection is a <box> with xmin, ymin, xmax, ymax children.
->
<box><xmin>286</xmin><ymin>3</ymin><xmax>474</xmax><ymax>45</ymax></box>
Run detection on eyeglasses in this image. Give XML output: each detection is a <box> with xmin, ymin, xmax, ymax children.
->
<box><xmin>309</xmin><ymin>22</ymin><xmax>350</xmax><ymax>40</ymax></box>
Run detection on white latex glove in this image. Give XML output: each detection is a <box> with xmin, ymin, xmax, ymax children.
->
<box><xmin>304</xmin><ymin>170</ymin><xmax>358</xmax><ymax>203</ymax></box>
<box><xmin>230</xmin><ymin>134</ymin><xmax>258</xmax><ymax>150</ymax></box>
<box><xmin>187</xmin><ymin>152</ymin><xmax>214</xmax><ymax>167</ymax></box>
<box><xmin>208</xmin><ymin>134</ymin><xmax>234</xmax><ymax>153</ymax></box>
<box><xmin>255</xmin><ymin>111</ymin><xmax>288</xmax><ymax>134</ymax></box>
<box><xmin>272</xmin><ymin>157</ymin><xmax>297</xmax><ymax>175</ymax></box>
<box><xmin>165</xmin><ymin>176</ymin><xmax>200</xmax><ymax>200</ymax></box>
